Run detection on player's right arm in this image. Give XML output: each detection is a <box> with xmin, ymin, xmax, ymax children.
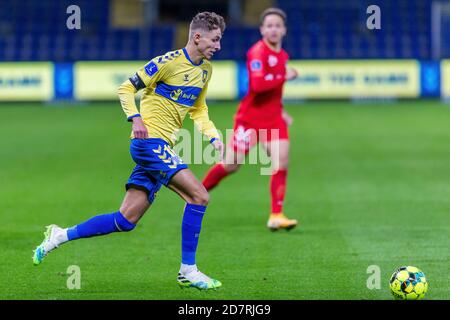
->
<box><xmin>117</xmin><ymin>75</ymin><xmax>148</xmax><ymax>138</ymax></box>
<box><xmin>117</xmin><ymin>57</ymin><xmax>169</xmax><ymax>138</ymax></box>
<box><xmin>247</xmin><ymin>49</ymin><xmax>285</xmax><ymax>93</ymax></box>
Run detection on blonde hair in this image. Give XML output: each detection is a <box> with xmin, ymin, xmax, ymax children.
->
<box><xmin>189</xmin><ymin>12</ymin><xmax>226</xmax><ymax>37</ymax></box>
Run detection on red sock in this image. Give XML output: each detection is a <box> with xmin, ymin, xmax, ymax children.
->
<box><xmin>270</xmin><ymin>170</ymin><xmax>287</xmax><ymax>214</ymax></box>
<box><xmin>202</xmin><ymin>164</ymin><xmax>229</xmax><ymax>191</ymax></box>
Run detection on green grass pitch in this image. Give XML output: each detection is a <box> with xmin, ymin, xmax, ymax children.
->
<box><xmin>0</xmin><ymin>100</ymin><xmax>449</xmax><ymax>299</ymax></box>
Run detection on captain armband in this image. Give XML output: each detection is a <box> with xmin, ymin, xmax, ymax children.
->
<box><xmin>129</xmin><ymin>73</ymin><xmax>146</xmax><ymax>91</ymax></box>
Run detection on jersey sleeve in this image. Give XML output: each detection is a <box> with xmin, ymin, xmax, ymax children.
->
<box><xmin>117</xmin><ymin>56</ymin><xmax>170</xmax><ymax>121</ymax></box>
<box><xmin>247</xmin><ymin>48</ymin><xmax>285</xmax><ymax>93</ymax></box>
<box><xmin>188</xmin><ymin>76</ymin><xmax>220</xmax><ymax>141</ymax></box>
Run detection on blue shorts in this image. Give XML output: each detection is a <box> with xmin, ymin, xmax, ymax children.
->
<box><xmin>125</xmin><ymin>138</ymin><xmax>188</xmax><ymax>203</ymax></box>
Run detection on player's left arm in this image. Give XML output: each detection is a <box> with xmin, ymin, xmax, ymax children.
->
<box><xmin>189</xmin><ymin>81</ymin><xmax>224</xmax><ymax>160</ymax></box>
<box><xmin>282</xmin><ymin>109</ymin><xmax>294</xmax><ymax>126</ymax></box>
<box><xmin>285</xmin><ymin>54</ymin><xmax>298</xmax><ymax>81</ymax></box>
<box><xmin>286</xmin><ymin>66</ymin><xmax>298</xmax><ymax>81</ymax></box>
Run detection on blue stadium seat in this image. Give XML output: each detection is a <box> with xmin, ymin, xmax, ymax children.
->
<box><xmin>0</xmin><ymin>0</ymin><xmax>439</xmax><ymax>61</ymax></box>
<box><xmin>275</xmin><ymin>0</ymin><xmax>432</xmax><ymax>59</ymax></box>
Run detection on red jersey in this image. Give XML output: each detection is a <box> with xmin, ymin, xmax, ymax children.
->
<box><xmin>235</xmin><ymin>40</ymin><xmax>289</xmax><ymax>125</ymax></box>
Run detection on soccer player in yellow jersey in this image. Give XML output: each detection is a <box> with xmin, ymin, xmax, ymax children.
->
<box><xmin>32</xmin><ymin>12</ymin><xmax>225</xmax><ymax>290</ymax></box>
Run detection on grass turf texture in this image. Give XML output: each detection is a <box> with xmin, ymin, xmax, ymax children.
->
<box><xmin>0</xmin><ymin>100</ymin><xmax>449</xmax><ymax>300</ymax></box>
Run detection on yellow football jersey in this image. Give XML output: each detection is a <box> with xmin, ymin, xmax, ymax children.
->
<box><xmin>117</xmin><ymin>48</ymin><xmax>219</xmax><ymax>146</ymax></box>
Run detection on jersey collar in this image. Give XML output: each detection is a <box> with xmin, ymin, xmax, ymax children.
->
<box><xmin>182</xmin><ymin>47</ymin><xmax>204</xmax><ymax>66</ymax></box>
<box><xmin>261</xmin><ymin>39</ymin><xmax>282</xmax><ymax>54</ymax></box>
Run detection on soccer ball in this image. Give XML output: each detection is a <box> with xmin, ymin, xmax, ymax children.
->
<box><xmin>389</xmin><ymin>266</ymin><xmax>428</xmax><ymax>300</ymax></box>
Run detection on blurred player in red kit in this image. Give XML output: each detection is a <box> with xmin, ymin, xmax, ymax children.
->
<box><xmin>202</xmin><ymin>8</ymin><xmax>299</xmax><ymax>231</ymax></box>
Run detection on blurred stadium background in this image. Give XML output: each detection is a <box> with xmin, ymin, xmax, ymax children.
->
<box><xmin>1</xmin><ymin>0</ymin><xmax>450</xmax><ymax>100</ymax></box>
<box><xmin>1</xmin><ymin>0</ymin><xmax>449</xmax><ymax>300</ymax></box>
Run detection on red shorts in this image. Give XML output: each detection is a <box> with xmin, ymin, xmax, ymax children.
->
<box><xmin>229</xmin><ymin>118</ymin><xmax>289</xmax><ymax>154</ymax></box>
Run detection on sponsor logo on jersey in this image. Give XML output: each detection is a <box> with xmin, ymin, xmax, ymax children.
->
<box><xmin>169</xmin><ymin>88</ymin><xmax>199</xmax><ymax>104</ymax></box>
<box><xmin>170</xmin><ymin>89</ymin><xmax>183</xmax><ymax>101</ymax></box>
<box><xmin>202</xmin><ymin>70</ymin><xmax>208</xmax><ymax>83</ymax></box>
<box><xmin>155</xmin><ymin>82</ymin><xmax>202</xmax><ymax>107</ymax></box>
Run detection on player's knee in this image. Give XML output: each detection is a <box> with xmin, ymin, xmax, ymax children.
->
<box><xmin>190</xmin><ymin>189</ymin><xmax>209</xmax><ymax>206</ymax></box>
<box><xmin>195</xmin><ymin>194</ymin><xmax>209</xmax><ymax>206</ymax></box>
